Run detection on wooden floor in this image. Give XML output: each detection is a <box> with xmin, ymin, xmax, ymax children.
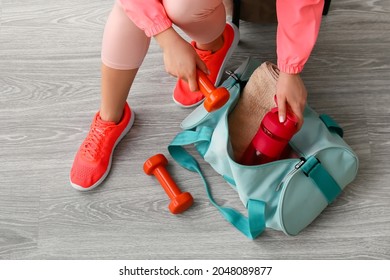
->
<box><xmin>1</xmin><ymin>0</ymin><xmax>389</xmax><ymax>260</ymax></box>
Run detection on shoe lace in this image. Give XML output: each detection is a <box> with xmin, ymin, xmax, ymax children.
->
<box><xmin>81</xmin><ymin>119</ymin><xmax>112</xmax><ymax>161</ymax></box>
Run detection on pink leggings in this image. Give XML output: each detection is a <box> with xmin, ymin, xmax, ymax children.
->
<box><xmin>101</xmin><ymin>0</ymin><xmax>225</xmax><ymax>70</ymax></box>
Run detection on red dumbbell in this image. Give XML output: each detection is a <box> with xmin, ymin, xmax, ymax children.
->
<box><xmin>143</xmin><ymin>154</ymin><xmax>194</xmax><ymax>214</ymax></box>
<box><xmin>197</xmin><ymin>69</ymin><xmax>230</xmax><ymax>112</ymax></box>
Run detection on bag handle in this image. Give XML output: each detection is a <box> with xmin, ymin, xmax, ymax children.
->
<box><xmin>168</xmin><ymin>128</ymin><xmax>266</xmax><ymax>239</ymax></box>
<box><xmin>319</xmin><ymin>114</ymin><xmax>344</xmax><ymax>138</ymax></box>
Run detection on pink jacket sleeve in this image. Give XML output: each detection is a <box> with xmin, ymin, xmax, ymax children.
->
<box><xmin>276</xmin><ymin>0</ymin><xmax>324</xmax><ymax>74</ymax></box>
<box><xmin>119</xmin><ymin>0</ymin><xmax>172</xmax><ymax>37</ymax></box>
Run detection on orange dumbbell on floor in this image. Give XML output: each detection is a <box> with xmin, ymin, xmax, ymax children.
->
<box><xmin>143</xmin><ymin>154</ymin><xmax>194</xmax><ymax>214</ymax></box>
<box><xmin>197</xmin><ymin>69</ymin><xmax>230</xmax><ymax>112</ymax></box>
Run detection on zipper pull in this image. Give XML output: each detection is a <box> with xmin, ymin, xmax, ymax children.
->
<box><xmin>276</xmin><ymin>157</ymin><xmax>306</xmax><ymax>192</ymax></box>
<box><xmin>294</xmin><ymin>157</ymin><xmax>307</xmax><ymax>169</ymax></box>
<box><xmin>225</xmin><ymin>70</ymin><xmax>247</xmax><ymax>88</ymax></box>
<box><xmin>225</xmin><ymin>70</ymin><xmax>239</xmax><ymax>81</ymax></box>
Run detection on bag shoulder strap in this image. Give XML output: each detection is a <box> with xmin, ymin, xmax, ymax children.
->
<box><xmin>168</xmin><ymin>127</ymin><xmax>266</xmax><ymax>239</ymax></box>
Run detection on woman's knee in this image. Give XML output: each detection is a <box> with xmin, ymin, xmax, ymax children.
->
<box><xmin>164</xmin><ymin>0</ymin><xmax>223</xmax><ymax>24</ymax></box>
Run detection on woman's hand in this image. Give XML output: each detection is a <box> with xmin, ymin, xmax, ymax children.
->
<box><xmin>276</xmin><ymin>72</ymin><xmax>307</xmax><ymax>131</ymax></box>
<box><xmin>154</xmin><ymin>27</ymin><xmax>209</xmax><ymax>91</ymax></box>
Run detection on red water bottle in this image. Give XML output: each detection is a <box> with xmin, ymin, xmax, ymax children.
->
<box><xmin>240</xmin><ymin>107</ymin><xmax>299</xmax><ymax>165</ymax></box>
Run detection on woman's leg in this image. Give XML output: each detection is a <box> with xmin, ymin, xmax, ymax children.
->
<box><xmin>100</xmin><ymin>0</ymin><xmax>151</xmax><ymax>123</ymax></box>
<box><xmin>100</xmin><ymin>66</ymin><xmax>138</xmax><ymax>123</ymax></box>
<box><xmin>70</xmin><ymin>1</ymin><xmax>151</xmax><ymax>191</ymax></box>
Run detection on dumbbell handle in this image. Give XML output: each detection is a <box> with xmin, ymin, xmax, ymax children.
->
<box><xmin>144</xmin><ymin>154</ymin><xmax>194</xmax><ymax>214</ymax></box>
<box><xmin>152</xmin><ymin>166</ymin><xmax>181</xmax><ymax>200</ymax></box>
<box><xmin>197</xmin><ymin>69</ymin><xmax>215</xmax><ymax>97</ymax></box>
<box><xmin>197</xmin><ymin>69</ymin><xmax>229</xmax><ymax>112</ymax></box>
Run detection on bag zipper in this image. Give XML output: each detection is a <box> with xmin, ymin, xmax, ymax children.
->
<box><xmin>225</xmin><ymin>70</ymin><xmax>248</xmax><ymax>88</ymax></box>
<box><xmin>275</xmin><ymin>157</ymin><xmax>306</xmax><ymax>192</ymax></box>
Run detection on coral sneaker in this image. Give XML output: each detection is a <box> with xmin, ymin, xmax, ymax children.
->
<box><xmin>173</xmin><ymin>22</ymin><xmax>240</xmax><ymax>108</ymax></box>
<box><xmin>70</xmin><ymin>103</ymin><xmax>135</xmax><ymax>191</ymax></box>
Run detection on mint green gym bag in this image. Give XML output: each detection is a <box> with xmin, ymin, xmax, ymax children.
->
<box><xmin>168</xmin><ymin>58</ymin><xmax>359</xmax><ymax>239</ymax></box>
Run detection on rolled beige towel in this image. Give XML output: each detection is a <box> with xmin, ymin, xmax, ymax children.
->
<box><xmin>228</xmin><ymin>61</ymin><xmax>280</xmax><ymax>161</ymax></box>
